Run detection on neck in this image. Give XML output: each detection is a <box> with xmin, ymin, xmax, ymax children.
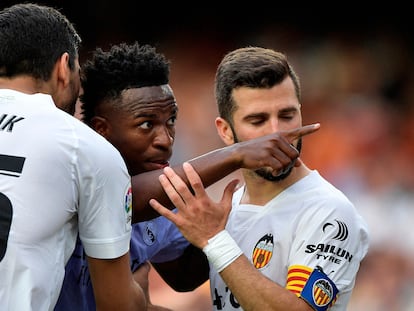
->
<box><xmin>0</xmin><ymin>76</ymin><xmax>49</xmax><ymax>95</ymax></box>
<box><xmin>240</xmin><ymin>163</ymin><xmax>311</xmax><ymax>206</ymax></box>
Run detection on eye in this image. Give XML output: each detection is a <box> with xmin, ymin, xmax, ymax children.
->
<box><xmin>279</xmin><ymin>112</ymin><xmax>296</xmax><ymax>121</ymax></box>
<box><xmin>248</xmin><ymin>117</ymin><xmax>266</xmax><ymax>126</ymax></box>
<box><xmin>167</xmin><ymin>116</ymin><xmax>177</xmax><ymax>126</ymax></box>
<box><xmin>251</xmin><ymin>120</ymin><xmax>265</xmax><ymax>126</ymax></box>
<box><xmin>139</xmin><ymin>121</ymin><xmax>153</xmax><ymax>129</ymax></box>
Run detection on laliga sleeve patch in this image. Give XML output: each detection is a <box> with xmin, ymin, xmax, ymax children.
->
<box><xmin>300</xmin><ymin>268</ymin><xmax>338</xmax><ymax>311</ymax></box>
<box><xmin>124</xmin><ymin>185</ymin><xmax>133</xmax><ymax>230</ymax></box>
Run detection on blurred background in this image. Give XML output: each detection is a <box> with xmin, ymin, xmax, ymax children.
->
<box><xmin>3</xmin><ymin>1</ymin><xmax>413</xmax><ymax>310</ymax></box>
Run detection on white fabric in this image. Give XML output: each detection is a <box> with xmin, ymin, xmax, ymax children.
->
<box><xmin>203</xmin><ymin>230</ymin><xmax>243</xmax><ymax>272</ymax></box>
<box><xmin>0</xmin><ymin>90</ymin><xmax>132</xmax><ymax>311</ymax></box>
<box><xmin>209</xmin><ymin>170</ymin><xmax>369</xmax><ymax>311</ymax></box>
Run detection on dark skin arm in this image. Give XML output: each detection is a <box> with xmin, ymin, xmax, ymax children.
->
<box><xmin>132</xmin><ymin>124</ymin><xmax>320</xmax><ymax>222</ymax></box>
<box><xmin>134</xmin><ymin>124</ymin><xmax>320</xmax><ymax>292</ymax></box>
<box><xmin>88</xmin><ymin>253</ymin><xmax>147</xmax><ymax>311</ymax></box>
<box><xmin>131</xmin><ymin>261</ymin><xmax>174</xmax><ymax>311</ymax></box>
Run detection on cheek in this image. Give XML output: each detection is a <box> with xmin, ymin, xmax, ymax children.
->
<box><xmin>120</xmin><ymin>137</ymin><xmax>149</xmax><ymax>166</ymax></box>
<box><xmin>108</xmin><ymin>128</ymin><xmax>145</xmax><ymax>152</ymax></box>
<box><xmin>125</xmin><ymin>133</ymin><xmax>151</xmax><ymax>155</ymax></box>
<box><xmin>167</xmin><ymin>127</ymin><xmax>176</xmax><ymax>141</ymax></box>
<box><xmin>236</xmin><ymin>127</ymin><xmax>269</xmax><ymax>141</ymax></box>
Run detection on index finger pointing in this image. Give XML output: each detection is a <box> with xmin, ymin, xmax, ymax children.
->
<box><xmin>284</xmin><ymin>123</ymin><xmax>320</xmax><ymax>142</ymax></box>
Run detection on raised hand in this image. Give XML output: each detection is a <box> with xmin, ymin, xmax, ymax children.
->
<box><xmin>149</xmin><ymin>162</ymin><xmax>239</xmax><ymax>249</ymax></box>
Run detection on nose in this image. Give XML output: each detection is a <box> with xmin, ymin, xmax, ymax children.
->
<box><xmin>269</xmin><ymin>118</ymin><xmax>280</xmax><ymax>133</ymax></box>
<box><xmin>153</xmin><ymin>126</ymin><xmax>174</xmax><ymax>148</ymax></box>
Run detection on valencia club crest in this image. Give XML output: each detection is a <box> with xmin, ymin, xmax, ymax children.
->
<box><xmin>252</xmin><ymin>234</ymin><xmax>274</xmax><ymax>269</ymax></box>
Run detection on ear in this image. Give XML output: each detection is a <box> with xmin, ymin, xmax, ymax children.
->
<box><xmin>90</xmin><ymin>116</ymin><xmax>109</xmax><ymax>138</ymax></box>
<box><xmin>215</xmin><ymin>117</ymin><xmax>235</xmax><ymax>145</ymax></box>
<box><xmin>56</xmin><ymin>52</ymin><xmax>71</xmax><ymax>88</ymax></box>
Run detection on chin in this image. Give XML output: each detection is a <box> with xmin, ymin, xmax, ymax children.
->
<box><xmin>254</xmin><ymin>165</ymin><xmax>293</xmax><ymax>182</ymax></box>
<box><xmin>254</xmin><ymin>137</ymin><xmax>302</xmax><ymax>182</ymax></box>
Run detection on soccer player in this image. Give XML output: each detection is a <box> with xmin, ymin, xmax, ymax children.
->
<box><xmin>150</xmin><ymin>46</ymin><xmax>370</xmax><ymax>311</ymax></box>
<box><xmin>0</xmin><ymin>3</ymin><xmax>145</xmax><ymax>310</ymax></box>
<box><xmin>55</xmin><ymin>42</ymin><xmax>320</xmax><ymax>310</ymax></box>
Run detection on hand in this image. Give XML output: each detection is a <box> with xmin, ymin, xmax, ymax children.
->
<box><xmin>235</xmin><ymin>123</ymin><xmax>320</xmax><ymax>174</ymax></box>
<box><xmin>150</xmin><ymin>162</ymin><xmax>239</xmax><ymax>249</ymax></box>
<box><xmin>133</xmin><ymin>261</ymin><xmax>174</xmax><ymax>311</ymax></box>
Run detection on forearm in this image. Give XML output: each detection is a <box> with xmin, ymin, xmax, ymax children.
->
<box><xmin>219</xmin><ymin>255</ymin><xmax>312</xmax><ymax>311</ymax></box>
<box><xmin>89</xmin><ymin>255</ymin><xmax>147</xmax><ymax>311</ymax></box>
<box><xmin>132</xmin><ymin>125</ymin><xmax>315</xmax><ymax>222</ymax></box>
<box><xmin>132</xmin><ymin>146</ymin><xmax>240</xmax><ymax>222</ymax></box>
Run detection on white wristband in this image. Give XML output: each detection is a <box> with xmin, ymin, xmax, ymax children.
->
<box><xmin>202</xmin><ymin>230</ymin><xmax>243</xmax><ymax>272</ymax></box>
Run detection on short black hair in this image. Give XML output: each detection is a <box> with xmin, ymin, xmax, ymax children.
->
<box><xmin>0</xmin><ymin>3</ymin><xmax>81</xmax><ymax>80</ymax></box>
<box><xmin>80</xmin><ymin>42</ymin><xmax>170</xmax><ymax>124</ymax></box>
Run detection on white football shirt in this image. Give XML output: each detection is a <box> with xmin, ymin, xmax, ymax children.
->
<box><xmin>0</xmin><ymin>89</ymin><xmax>132</xmax><ymax>310</ymax></box>
<box><xmin>209</xmin><ymin>170</ymin><xmax>369</xmax><ymax>311</ymax></box>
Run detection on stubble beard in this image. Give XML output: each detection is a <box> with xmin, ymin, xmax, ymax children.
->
<box><xmin>233</xmin><ymin>126</ymin><xmax>302</xmax><ymax>182</ymax></box>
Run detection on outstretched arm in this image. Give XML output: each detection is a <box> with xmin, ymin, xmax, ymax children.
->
<box><xmin>132</xmin><ymin>123</ymin><xmax>320</xmax><ymax>222</ymax></box>
<box><xmin>149</xmin><ymin>163</ymin><xmax>313</xmax><ymax>311</ymax></box>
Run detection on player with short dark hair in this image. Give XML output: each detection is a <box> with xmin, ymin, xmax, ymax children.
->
<box><xmin>150</xmin><ymin>46</ymin><xmax>370</xmax><ymax>311</ymax></box>
<box><xmin>0</xmin><ymin>3</ymin><xmax>146</xmax><ymax>310</ymax></box>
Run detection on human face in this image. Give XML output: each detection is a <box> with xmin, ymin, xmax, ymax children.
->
<box><xmin>217</xmin><ymin>76</ymin><xmax>302</xmax><ymax>181</ymax></box>
<box><xmin>95</xmin><ymin>85</ymin><xmax>177</xmax><ymax>175</ymax></box>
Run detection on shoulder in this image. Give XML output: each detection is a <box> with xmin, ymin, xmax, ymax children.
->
<box><xmin>51</xmin><ymin>113</ymin><xmax>130</xmax><ymax>187</ymax></box>
<box><xmin>302</xmin><ymin>171</ymin><xmax>354</xmax><ymax>208</ymax></box>
<box><xmin>298</xmin><ymin>171</ymin><xmax>368</xmax><ymax>231</ymax></box>
<box><xmin>68</xmin><ymin>117</ymin><xmax>126</xmax><ymax>169</ymax></box>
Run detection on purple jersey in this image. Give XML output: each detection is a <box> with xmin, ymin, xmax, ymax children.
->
<box><xmin>55</xmin><ymin>213</ymin><xmax>189</xmax><ymax>311</ymax></box>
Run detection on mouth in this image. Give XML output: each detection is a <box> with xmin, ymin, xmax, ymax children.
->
<box><xmin>147</xmin><ymin>158</ymin><xmax>170</xmax><ymax>170</ymax></box>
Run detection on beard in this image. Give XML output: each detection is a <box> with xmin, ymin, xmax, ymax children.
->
<box><xmin>232</xmin><ymin>124</ymin><xmax>303</xmax><ymax>182</ymax></box>
<box><xmin>254</xmin><ymin>138</ymin><xmax>302</xmax><ymax>181</ymax></box>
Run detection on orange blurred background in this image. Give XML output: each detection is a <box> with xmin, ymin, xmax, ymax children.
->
<box><xmin>3</xmin><ymin>1</ymin><xmax>413</xmax><ymax>309</ymax></box>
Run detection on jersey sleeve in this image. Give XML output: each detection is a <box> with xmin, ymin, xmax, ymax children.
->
<box><xmin>149</xmin><ymin>214</ymin><xmax>189</xmax><ymax>263</ymax></box>
<box><xmin>128</xmin><ymin>212</ymin><xmax>189</xmax><ymax>271</ymax></box>
<box><xmin>75</xmin><ymin>128</ymin><xmax>132</xmax><ymax>259</ymax></box>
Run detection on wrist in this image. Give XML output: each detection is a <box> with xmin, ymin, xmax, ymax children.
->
<box><xmin>202</xmin><ymin>230</ymin><xmax>243</xmax><ymax>272</ymax></box>
<box><xmin>228</xmin><ymin>144</ymin><xmax>243</xmax><ymax>169</ymax></box>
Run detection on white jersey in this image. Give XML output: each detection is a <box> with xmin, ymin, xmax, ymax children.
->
<box><xmin>209</xmin><ymin>170</ymin><xmax>369</xmax><ymax>311</ymax></box>
<box><xmin>0</xmin><ymin>90</ymin><xmax>132</xmax><ymax>311</ymax></box>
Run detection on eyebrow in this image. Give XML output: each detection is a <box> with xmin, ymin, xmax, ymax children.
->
<box><xmin>244</xmin><ymin>112</ymin><xmax>267</xmax><ymax>119</ymax></box>
<box><xmin>132</xmin><ymin>108</ymin><xmax>178</xmax><ymax>119</ymax></box>
<box><xmin>242</xmin><ymin>106</ymin><xmax>298</xmax><ymax>120</ymax></box>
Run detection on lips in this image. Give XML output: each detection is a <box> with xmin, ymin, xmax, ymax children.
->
<box><xmin>152</xmin><ymin>160</ymin><xmax>169</xmax><ymax>167</ymax></box>
<box><xmin>146</xmin><ymin>157</ymin><xmax>170</xmax><ymax>170</ymax></box>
